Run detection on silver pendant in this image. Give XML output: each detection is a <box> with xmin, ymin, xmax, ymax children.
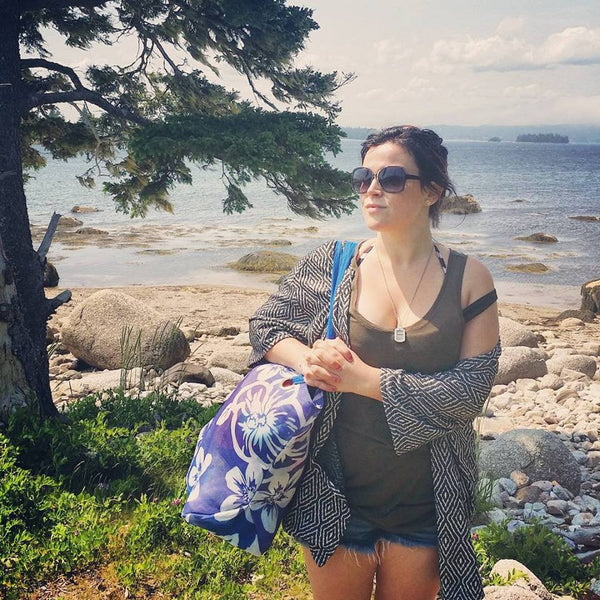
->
<box><xmin>394</xmin><ymin>327</ymin><xmax>406</xmax><ymax>343</ymax></box>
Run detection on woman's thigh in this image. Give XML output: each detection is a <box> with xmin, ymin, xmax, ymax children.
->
<box><xmin>374</xmin><ymin>542</ymin><xmax>440</xmax><ymax>600</ymax></box>
<box><xmin>302</xmin><ymin>546</ymin><xmax>377</xmax><ymax>600</ymax></box>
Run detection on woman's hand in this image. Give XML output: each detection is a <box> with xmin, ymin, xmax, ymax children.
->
<box><xmin>303</xmin><ymin>338</ymin><xmax>381</xmax><ymax>399</ymax></box>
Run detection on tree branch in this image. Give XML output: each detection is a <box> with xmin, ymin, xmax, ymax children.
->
<box><xmin>47</xmin><ymin>290</ymin><xmax>72</xmax><ymax>314</ymax></box>
<box><xmin>20</xmin><ymin>0</ymin><xmax>107</xmax><ymax>13</ymax></box>
<box><xmin>21</xmin><ymin>58</ymin><xmax>84</xmax><ymax>89</ymax></box>
<box><xmin>22</xmin><ymin>89</ymin><xmax>150</xmax><ymax>126</ymax></box>
<box><xmin>36</xmin><ymin>212</ymin><xmax>61</xmax><ymax>262</ymax></box>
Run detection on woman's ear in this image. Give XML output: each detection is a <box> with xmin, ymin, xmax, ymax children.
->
<box><xmin>425</xmin><ymin>183</ymin><xmax>443</xmax><ymax>206</ymax></box>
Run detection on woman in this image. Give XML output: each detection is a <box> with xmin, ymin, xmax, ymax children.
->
<box><xmin>249</xmin><ymin>125</ymin><xmax>500</xmax><ymax>600</ymax></box>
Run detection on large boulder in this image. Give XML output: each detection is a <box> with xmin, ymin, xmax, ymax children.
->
<box><xmin>581</xmin><ymin>279</ymin><xmax>600</xmax><ymax>314</ymax></box>
<box><xmin>61</xmin><ymin>289</ymin><xmax>190</xmax><ymax>370</ymax></box>
<box><xmin>440</xmin><ymin>194</ymin><xmax>481</xmax><ymax>214</ymax></box>
<box><xmin>479</xmin><ymin>429</ymin><xmax>581</xmax><ymax>495</ymax></box>
<box><xmin>546</xmin><ymin>352</ymin><xmax>597</xmax><ymax>379</ymax></box>
<box><xmin>229</xmin><ymin>251</ymin><xmax>299</xmax><ymax>274</ymax></box>
<box><xmin>494</xmin><ymin>347</ymin><xmax>547</xmax><ymax>385</ymax></box>
<box><xmin>43</xmin><ymin>262</ymin><xmax>59</xmax><ymax>287</ymax></box>
<box><xmin>514</xmin><ymin>232</ymin><xmax>557</xmax><ymax>243</ymax></box>
<box><xmin>499</xmin><ymin>317</ymin><xmax>538</xmax><ymax>348</ymax></box>
<box><xmin>208</xmin><ymin>348</ymin><xmax>251</xmax><ymax>374</ymax></box>
<box><xmin>489</xmin><ymin>560</ymin><xmax>552</xmax><ymax>600</ymax></box>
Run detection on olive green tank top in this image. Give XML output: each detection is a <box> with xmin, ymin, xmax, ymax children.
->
<box><xmin>334</xmin><ymin>248</ymin><xmax>467</xmax><ymax>533</ymax></box>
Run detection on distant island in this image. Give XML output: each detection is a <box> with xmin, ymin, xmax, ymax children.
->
<box><xmin>488</xmin><ymin>137</ymin><xmax>502</xmax><ymax>142</ymax></box>
<box><xmin>516</xmin><ymin>133</ymin><xmax>569</xmax><ymax>144</ymax></box>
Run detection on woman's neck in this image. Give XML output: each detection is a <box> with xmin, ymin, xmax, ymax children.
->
<box><xmin>375</xmin><ymin>227</ymin><xmax>434</xmax><ymax>268</ymax></box>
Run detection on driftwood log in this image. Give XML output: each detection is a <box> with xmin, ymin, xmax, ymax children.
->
<box><xmin>581</xmin><ymin>279</ymin><xmax>600</xmax><ymax>314</ymax></box>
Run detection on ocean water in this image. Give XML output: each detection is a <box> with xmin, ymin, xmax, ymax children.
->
<box><xmin>25</xmin><ymin>139</ymin><xmax>600</xmax><ymax>308</ymax></box>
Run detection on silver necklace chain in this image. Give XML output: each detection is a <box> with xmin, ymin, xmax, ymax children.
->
<box><xmin>375</xmin><ymin>243</ymin><xmax>435</xmax><ymax>343</ymax></box>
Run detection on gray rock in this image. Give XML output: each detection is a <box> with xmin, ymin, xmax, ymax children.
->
<box><xmin>209</xmin><ymin>366</ymin><xmax>244</xmax><ymax>387</ymax></box>
<box><xmin>539</xmin><ymin>373</ymin><xmax>563</xmax><ymax>390</ymax></box>
<box><xmin>515</xmin><ymin>232</ymin><xmax>558</xmax><ymax>243</ymax></box>
<box><xmin>515</xmin><ymin>486</ymin><xmax>542</xmax><ymax>503</ymax></box>
<box><xmin>498</xmin><ymin>477</ymin><xmax>518</xmax><ymax>496</ymax></box>
<box><xmin>58</xmin><ymin>215</ymin><xmax>83</xmax><ymax>227</ymax></box>
<box><xmin>495</xmin><ymin>347</ymin><xmax>548</xmax><ymax>385</ymax></box>
<box><xmin>71</xmin><ymin>205</ymin><xmax>100</xmax><ymax>213</ymax></box>
<box><xmin>43</xmin><ymin>262</ymin><xmax>59</xmax><ymax>287</ymax></box>
<box><xmin>479</xmin><ymin>429</ymin><xmax>581</xmax><ymax>495</ymax></box>
<box><xmin>61</xmin><ymin>289</ymin><xmax>190</xmax><ymax>370</ymax></box>
<box><xmin>229</xmin><ymin>251</ymin><xmax>299</xmax><ymax>274</ymax></box>
<box><xmin>546</xmin><ymin>499</ymin><xmax>568</xmax><ymax>515</ymax></box>
<box><xmin>547</xmin><ymin>354</ymin><xmax>597</xmax><ymax>379</ymax></box>
<box><xmin>231</xmin><ymin>332</ymin><xmax>251</xmax><ymax>346</ymax></box>
<box><xmin>531</xmin><ymin>480</ymin><xmax>553</xmax><ymax>492</ymax></box>
<box><xmin>487</xmin><ymin>507</ymin><xmax>508</xmax><ymax>524</ymax></box>
<box><xmin>510</xmin><ymin>470</ymin><xmax>530</xmax><ymax>489</ymax></box>
<box><xmin>68</xmin><ymin>368</ymin><xmax>142</xmax><ymax>394</ymax></box>
<box><xmin>208</xmin><ymin>348</ymin><xmax>251</xmax><ymax>374</ymax></box>
<box><xmin>440</xmin><ymin>194</ymin><xmax>481</xmax><ymax>214</ymax></box>
<box><xmin>489</xmin><ymin>559</ymin><xmax>553</xmax><ymax>600</ymax></box>
<box><xmin>499</xmin><ymin>317</ymin><xmax>539</xmax><ymax>348</ymax></box>
<box><xmin>572</xmin><ymin>450</ymin><xmax>588</xmax><ymax>465</ymax></box>
<box><xmin>161</xmin><ymin>362</ymin><xmax>215</xmax><ymax>387</ymax></box>
<box><xmin>571</xmin><ymin>512</ymin><xmax>594</xmax><ymax>527</ymax></box>
<box><xmin>559</xmin><ymin>317</ymin><xmax>585</xmax><ymax>328</ymax></box>
<box><xmin>483</xmin><ymin>585</ymin><xmax>543</xmax><ymax>599</ymax></box>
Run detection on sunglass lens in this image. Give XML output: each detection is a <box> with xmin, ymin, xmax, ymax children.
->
<box><xmin>378</xmin><ymin>166</ymin><xmax>407</xmax><ymax>193</ymax></box>
<box><xmin>351</xmin><ymin>167</ymin><xmax>373</xmax><ymax>193</ymax></box>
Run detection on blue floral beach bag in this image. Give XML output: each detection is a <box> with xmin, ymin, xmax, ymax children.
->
<box><xmin>182</xmin><ymin>241</ymin><xmax>357</xmax><ymax>555</ymax></box>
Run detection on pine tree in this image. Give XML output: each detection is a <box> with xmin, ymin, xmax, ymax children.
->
<box><xmin>0</xmin><ymin>0</ymin><xmax>355</xmax><ymax>419</ymax></box>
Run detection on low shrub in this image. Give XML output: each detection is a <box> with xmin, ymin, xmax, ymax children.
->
<box><xmin>473</xmin><ymin>521</ymin><xmax>600</xmax><ymax>596</ymax></box>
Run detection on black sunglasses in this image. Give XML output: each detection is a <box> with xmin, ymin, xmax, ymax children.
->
<box><xmin>351</xmin><ymin>166</ymin><xmax>421</xmax><ymax>194</ymax></box>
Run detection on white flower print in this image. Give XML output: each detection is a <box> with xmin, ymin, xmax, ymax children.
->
<box><xmin>237</xmin><ymin>383</ymin><xmax>297</xmax><ymax>461</ymax></box>
<box><xmin>216</xmin><ymin>461</ymin><xmax>264</xmax><ymax>520</ymax></box>
<box><xmin>250</xmin><ymin>468</ymin><xmax>302</xmax><ymax>533</ymax></box>
<box><xmin>186</xmin><ymin>447</ymin><xmax>213</xmax><ymax>502</ymax></box>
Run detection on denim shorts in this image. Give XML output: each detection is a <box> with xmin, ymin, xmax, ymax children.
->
<box><xmin>337</xmin><ymin>513</ymin><xmax>438</xmax><ymax>556</ymax></box>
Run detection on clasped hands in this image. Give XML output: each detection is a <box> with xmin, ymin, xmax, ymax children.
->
<box><xmin>300</xmin><ymin>337</ymin><xmax>380</xmax><ymax>399</ymax></box>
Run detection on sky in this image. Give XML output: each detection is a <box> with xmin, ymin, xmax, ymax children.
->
<box><xmin>297</xmin><ymin>0</ymin><xmax>600</xmax><ymax>127</ymax></box>
<box><xmin>36</xmin><ymin>0</ymin><xmax>600</xmax><ymax>128</ymax></box>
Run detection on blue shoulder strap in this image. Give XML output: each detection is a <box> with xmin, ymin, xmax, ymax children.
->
<box><xmin>290</xmin><ymin>240</ymin><xmax>357</xmax><ymax>385</ymax></box>
<box><xmin>326</xmin><ymin>240</ymin><xmax>357</xmax><ymax>340</ymax></box>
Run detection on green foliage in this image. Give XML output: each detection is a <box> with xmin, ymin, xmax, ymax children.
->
<box><xmin>5</xmin><ymin>388</ymin><xmax>216</xmax><ymax>495</ymax></box>
<box><xmin>17</xmin><ymin>0</ymin><xmax>355</xmax><ymax>219</ymax></box>
<box><xmin>0</xmin><ymin>390</ymin><xmax>310</xmax><ymax>598</ymax></box>
<box><xmin>0</xmin><ymin>433</ymin><xmax>118</xmax><ymax>597</ymax></box>
<box><xmin>473</xmin><ymin>521</ymin><xmax>600</xmax><ymax>595</ymax></box>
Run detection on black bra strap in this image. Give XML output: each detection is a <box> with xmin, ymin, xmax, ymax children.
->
<box><xmin>463</xmin><ymin>289</ymin><xmax>497</xmax><ymax>322</ymax></box>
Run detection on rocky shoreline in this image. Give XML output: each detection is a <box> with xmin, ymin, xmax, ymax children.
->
<box><xmin>45</xmin><ymin>284</ymin><xmax>600</xmax><ymax>599</ymax></box>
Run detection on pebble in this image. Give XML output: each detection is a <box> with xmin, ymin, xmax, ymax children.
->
<box><xmin>510</xmin><ymin>471</ymin><xmax>530</xmax><ymax>488</ymax></box>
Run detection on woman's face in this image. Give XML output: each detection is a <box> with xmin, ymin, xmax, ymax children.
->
<box><xmin>360</xmin><ymin>141</ymin><xmax>433</xmax><ymax>234</ymax></box>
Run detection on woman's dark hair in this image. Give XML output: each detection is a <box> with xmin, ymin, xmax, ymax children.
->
<box><xmin>360</xmin><ymin>125</ymin><xmax>456</xmax><ymax>227</ymax></box>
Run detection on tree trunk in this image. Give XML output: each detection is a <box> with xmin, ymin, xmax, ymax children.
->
<box><xmin>0</xmin><ymin>3</ymin><xmax>58</xmax><ymax>420</ymax></box>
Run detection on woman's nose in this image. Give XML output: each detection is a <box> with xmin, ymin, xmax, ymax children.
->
<box><xmin>365</xmin><ymin>177</ymin><xmax>382</xmax><ymax>195</ymax></box>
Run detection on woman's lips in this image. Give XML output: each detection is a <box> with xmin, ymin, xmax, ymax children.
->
<box><xmin>364</xmin><ymin>204</ymin><xmax>385</xmax><ymax>212</ymax></box>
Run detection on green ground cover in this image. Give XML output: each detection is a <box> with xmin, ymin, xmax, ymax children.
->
<box><xmin>1</xmin><ymin>390</ymin><xmax>598</xmax><ymax>598</ymax></box>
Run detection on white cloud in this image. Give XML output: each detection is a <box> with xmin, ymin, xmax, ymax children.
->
<box><xmin>496</xmin><ymin>16</ymin><xmax>526</xmax><ymax>37</ymax></box>
<box><xmin>425</xmin><ymin>25</ymin><xmax>600</xmax><ymax>72</ymax></box>
<box><xmin>373</xmin><ymin>38</ymin><xmax>415</xmax><ymax>66</ymax></box>
<box><xmin>540</xmin><ymin>27</ymin><xmax>600</xmax><ymax>66</ymax></box>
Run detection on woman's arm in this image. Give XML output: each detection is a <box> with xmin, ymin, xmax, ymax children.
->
<box><xmin>248</xmin><ymin>241</ymin><xmax>339</xmax><ymax>373</ymax></box>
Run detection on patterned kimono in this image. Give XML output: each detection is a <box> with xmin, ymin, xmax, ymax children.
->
<box><xmin>249</xmin><ymin>240</ymin><xmax>500</xmax><ymax>600</ymax></box>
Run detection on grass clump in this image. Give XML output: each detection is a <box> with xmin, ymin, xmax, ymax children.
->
<box><xmin>473</xmin><ymin>521</ymin><xmax>600</xmax><ymax>597</ymax></box>
<box><xmin>0</xmin><ymin>389</ymin><xmax>310</xmax><ymax>599</ymax></box>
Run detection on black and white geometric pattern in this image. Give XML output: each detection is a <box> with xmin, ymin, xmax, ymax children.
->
<box><xmin>249</xmin><ymin>241</ymin><xmax>501</xmax><ymax>600</ymax></box>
